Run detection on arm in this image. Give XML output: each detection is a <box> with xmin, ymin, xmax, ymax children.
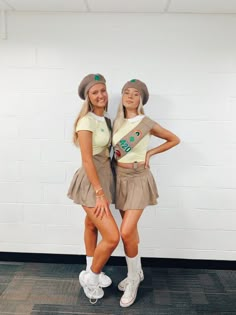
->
<box><xmin>77</xmin><ymin>130</ymin><xmax>110</xmax><ymax>219</ymax></box>
<box><xmin>145</xmin><ymin>122</ymin><xmax>180</xmax><ymax>168</ymax></box>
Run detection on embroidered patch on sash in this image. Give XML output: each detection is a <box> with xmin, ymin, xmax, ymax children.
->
<box><xmin>135</xmin><ymin>130</ymin><xmax>142</xmax><ymax>137</ymax></box>
<box><xmin>129</xmin><ymin>136</ymin><xmax>135</xmax><ymax>142</ymax></box>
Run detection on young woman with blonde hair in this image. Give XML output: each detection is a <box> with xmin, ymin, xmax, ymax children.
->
<box><xmin>68</xmin><ymin>73</ymin><xmax>119</xmax><ymax>303</ymax></box>
<box><xmin>113</xmin><ymin>79</ymin><xmax>180</xmax><ymax>308</ymax></box>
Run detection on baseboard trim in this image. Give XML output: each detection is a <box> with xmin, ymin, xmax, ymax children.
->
<box><xmin>0</xmin><ymin>252</ymin><xmax>235</xmax><ymax>270</ymax></box>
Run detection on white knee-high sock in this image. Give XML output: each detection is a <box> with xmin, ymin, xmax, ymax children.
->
<box><xmin>126</xmin><ymin>255</ymin><xmax>139</xmax><ymax>280</ymax></box>
<box><xmin>125</xmin><ymin>253</ymin><xmax>142</xmax><ymax>273</ymax></box>
<box><xmin>86</xmin><ymin>256</ymin><xmax>93</xmax><ymax>272</ymax></box>
<box><xmin>136</xmin><ymin>252</ymin><xmax>142</xmax><ymax>272</ymax></box>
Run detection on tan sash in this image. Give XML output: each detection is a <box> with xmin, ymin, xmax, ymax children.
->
<box><xmin>114</xmin><ymin>116</ymin><xmax>155</xmax><ymax>160</ymax></box>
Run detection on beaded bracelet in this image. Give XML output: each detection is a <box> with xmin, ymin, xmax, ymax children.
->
<box><xmin>96</xmin><ymin>194</ymin><xmax>105</xmax><ymax>199</ymax></box>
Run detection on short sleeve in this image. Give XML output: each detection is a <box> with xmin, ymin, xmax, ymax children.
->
<box><xmin>76</xmin><ymin>115</ymin><xmax>95</xmax><ymax>132</ymax></box>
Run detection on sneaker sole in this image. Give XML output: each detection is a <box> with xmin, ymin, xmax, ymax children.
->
<box><xmin>118</xmin><ymin>274</ymin><xmax>144</xmax><ymax>292</ymax></box>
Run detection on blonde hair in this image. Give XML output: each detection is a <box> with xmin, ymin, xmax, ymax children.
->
<box><xmin>73</xmin><ymin>96</ymin><xmax>108</xmax><ymax>146</ymax></box>
<box><xmin>113</xmin><ymin>97</ymin><xmax>145</xmax><ymax>134</ymax></box>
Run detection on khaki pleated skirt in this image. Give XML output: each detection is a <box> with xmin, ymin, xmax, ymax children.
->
<box><xmin>67</xmin><ymin>150</ymin><xmax>115</xmax><ymax>207</ymax></box>
<box><xmin>115</xmin><ymin>165</ymin><xmax>158</xmax><ymax>210</ymax></box>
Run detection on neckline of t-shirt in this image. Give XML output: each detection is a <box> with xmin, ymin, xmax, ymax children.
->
<box><xmin>88</xmin><ymin>112</ymin><xmax>105</xmax><ymax>122</ymax></box>
<box><xmin>126</xmin><ymin>115</ymin><xmax>145</xmax><ymax>123</ymax></box>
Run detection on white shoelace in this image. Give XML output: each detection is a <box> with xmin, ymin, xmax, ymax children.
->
<box><xmin>87</xmin><ymin>284</ymin><xmax>100</xmax><ymax>305</ymax></box>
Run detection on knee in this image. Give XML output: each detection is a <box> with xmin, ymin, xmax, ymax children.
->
<box><xmin>106</xmin><ymin>231</ymin><xmax>120</xmax><ymax>250</ymax></box>
<box><xmin>120</xmin><ymin>227</ymin><xmax>133</xmax><ymax>244</ymax></box>
<box><xmin>85</xmin><ymin>217</ymin><xmax>97</xmax><ymax>233</ymax></box>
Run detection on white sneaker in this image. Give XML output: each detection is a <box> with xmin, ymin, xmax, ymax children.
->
<box><xmin>79</xmin><ymin>270</ymin><xmax>104</xmax><ymax>304</ymax></box>
<box><xmin>118</xmin><ymin>269</ymin><xmax>144</xmax><ymax>292</ymax></box>
<box><xmin>99</xmin><ymin>271</ymin><xmax>112</xmax><ymax>288</ymax></box>
<box><xmin>120</xmin><ymin>277</ymin><xmax>141</xmax><ymax>308</ymax></box>
<box><xmin>80</xmin><ymin>270</ymin><xmax>112</xmax><ymax>288</ymax></box>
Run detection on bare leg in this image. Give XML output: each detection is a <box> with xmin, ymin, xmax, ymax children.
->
<box><xmin>84</xmin><ymin>215</ymin><xmax>98</xmax><ymax>257</ymax></box>
<box><xmin>83</xmin><ymin>206</ymin><xmax>120</xmax><ymax>273</ymax></box>
<box><xmin>120</xmin><ymin>209</ymin><xmax>143</xmax><ymax>257</ymax></box>
<box><xmin>119</xmin><ymin>209</ymin><xmax>144</xmax><ymax>307</ymax></box>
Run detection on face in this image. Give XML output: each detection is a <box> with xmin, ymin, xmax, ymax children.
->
<box><xmin>122</xmin><ymin>87</ymin><xmax>140</xmax><ymax>111</ymax></box>
<box><xmin>88</xmin><ymin>83</ymin><xmax>108</xmax><ymax>109</ymax></box>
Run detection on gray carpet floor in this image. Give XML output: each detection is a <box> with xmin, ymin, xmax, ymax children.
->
<box><xmin>0</xmin><ymin>261</ymin><xmax>236</xmax><ymax>315</ymax></box>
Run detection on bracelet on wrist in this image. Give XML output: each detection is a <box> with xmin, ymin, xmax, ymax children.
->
<box><xmin>96</xmin><ymin>194</ymin><xmax>105</xmax><ymax>199</ymax></box>
<box><xmin>95</xmin><ymin>187</ymin><xmax>103</xmax><ymax>194</ymax></box>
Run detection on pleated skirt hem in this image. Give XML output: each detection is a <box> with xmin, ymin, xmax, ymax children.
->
<box><xmin>115</xmin><ymin>165</ymin><xmax>158</xmax><ymax>210</ymax></box>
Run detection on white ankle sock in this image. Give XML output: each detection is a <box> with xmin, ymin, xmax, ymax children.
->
<box><xmin>86</xmin><ymin>256</ymin><xmax>93</xmax><ymax>272</ymax></box>
<box><xmin>88</xmin><ymin>268</ymin><xmax>99</xmax><ymax>285</ymax></box>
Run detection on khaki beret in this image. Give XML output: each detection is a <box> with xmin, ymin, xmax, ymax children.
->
<box><xmin>78</xmin><ymin>73</ymin><xmax>106</xmax><ymax>100</ymax></box>
<box><xmin>121</xmin><ymin>79</ymin><xmax>149</xmax><ymax>105</ymax></box>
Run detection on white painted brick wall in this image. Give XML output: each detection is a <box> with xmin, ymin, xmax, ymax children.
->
<box><xmin>0</xmin><ymin>12</ymin><xmax>235</xmax><ymax>260</ymax></box>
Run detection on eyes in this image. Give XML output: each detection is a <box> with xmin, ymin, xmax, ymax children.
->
<box><xmin>91</xmin><ymin>88</ymin><xmax>107</xmax><ymax>95</ymax></box>
<box><xmin>124</xmin><ymin>91</ymin><xmax>139</xmax><ymax>97</ymax></box>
